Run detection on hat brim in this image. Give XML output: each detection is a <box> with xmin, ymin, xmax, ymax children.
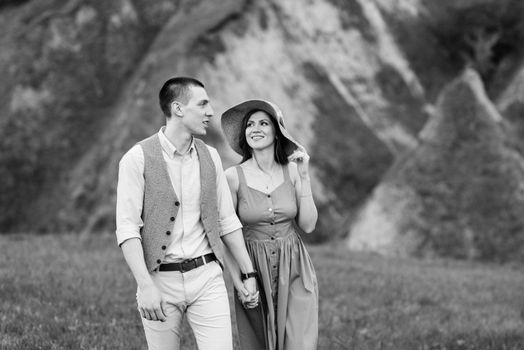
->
<box><xmin>221</xmin><ymin>100</ymin><xmax>302</xmax><ymax>157</ymax></box>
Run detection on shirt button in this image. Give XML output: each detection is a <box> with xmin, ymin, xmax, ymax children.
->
<box><xmin>271</xmin><ymin>237</ymin><xmax>275</xmax><ymax>240</ymax></box>
<box><xmin>161</xmin><ymin>245</ymin><xmax>166</xmax><ymax>250</ymax></box>
<box><xmin>268</xmin><ymin>208</ymin><xmax>272</xmax><ymax>212</ymax></box>
<box><xmin>157</xmin><ymin>259</ymin><xmax>162</xmax><ymax>264</ymax></box>
<box><xmin>166</xmin><ymin>231</ymin><xmax>171</xmax><ymax>235</ymax></box>
<box><xmin>170</xmin><ymin>217</ymin><xmax>175</xmax><ymax>221</ymax></box>
<box><xmin>267</xmin><ymin>194</ymin><xmax>271</xmax><ymax>198</ymax></box>
<box><xmin>270</xmin><ymin>222</ymin><xmax>274</xmax><ymax>225</ymax></box>
<box><xmin>175</xmin><ymin>201</ymin><xmax>180</xmax><ymax>206</ymax></box>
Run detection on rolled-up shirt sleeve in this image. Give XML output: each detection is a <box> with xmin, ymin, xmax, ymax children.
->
<box><xmin>210</xmin><ymin>147</ymin><xmax>242</xmax><ymax>236</ymax></box>
<box><xmin>115</xmin><ymin>145</ymin><xmax>145</xmax><ymax>246</ymax></box>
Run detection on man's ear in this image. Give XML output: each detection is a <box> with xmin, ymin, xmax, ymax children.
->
<box><xmin>172</xmin><ymin>101</ymin><xmax>183</xmax><ymax>117</ymax></box>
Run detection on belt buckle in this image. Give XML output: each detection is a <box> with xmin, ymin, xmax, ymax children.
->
<box><xmin>181</xmin><ymin>258</ymin><xmax>197</xmax><ymax>273</ymax></box>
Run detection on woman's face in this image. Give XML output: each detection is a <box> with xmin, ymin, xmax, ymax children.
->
<box><xmin>245</xmin><ymin>111</ymin><xmax>276</xmax><ymax>152</ymax></box>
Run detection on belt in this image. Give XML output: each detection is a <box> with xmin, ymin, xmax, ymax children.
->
<box><xmin>158</xmin><ymin>253</ymin><xmax>217</xmax><ymax>273</ymax></box>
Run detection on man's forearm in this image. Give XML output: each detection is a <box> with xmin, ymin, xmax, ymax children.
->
<box><xmin>120</xmin><ymin>238</ymin><xmax>154</xmax><ymax>289</ymax></box>
<box><xmin>223</xmin><ymin>245</ymin><xmax>245</xmax><ymax>291</ymax></box>
<box><xmin>221</xmin><ymin>229</ymin><xmax>255</xmax><ymax>273</ymax></box>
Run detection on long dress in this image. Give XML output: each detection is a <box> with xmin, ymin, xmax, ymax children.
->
<box><xmin>234</xmin><ymin>165</ymin><xmax>318</xmax><ymax>350</ymax></box>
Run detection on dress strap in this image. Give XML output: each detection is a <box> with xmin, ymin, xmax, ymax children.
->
<box><xmin>283</xmin><ymin>163</ymin><xmax>291</xmax><ymax>182</ymax></box>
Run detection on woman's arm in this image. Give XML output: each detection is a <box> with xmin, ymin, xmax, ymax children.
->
<box><xmin>225</xmin><ymin>167</ymin><xmax>239</xmax><ymax>210</ymax></box>
<box><xmin>289</xmin><ymin>150</ymin><xmax>318</xmax><ymax>233</ymax></box>
<box><xmin>223</xmin><ymin>167</ymin><xmax>259</xmax><ymax>307</ymax></box>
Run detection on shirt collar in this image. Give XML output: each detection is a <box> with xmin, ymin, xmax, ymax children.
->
<box><xmin>158</xmin><ymin>127</ymin><xmax>195</xmax><ymax>159</ymax></box>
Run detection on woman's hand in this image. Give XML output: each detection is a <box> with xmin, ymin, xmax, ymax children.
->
<box><xmin>237</xmin><ymin>278</ymin><xmax>259</xmax><ymax>309</ymax></box>
<box><xmin>288</xmin><ymin>146</ymin><xmax>310</xmax><ymax>178</ymax></box>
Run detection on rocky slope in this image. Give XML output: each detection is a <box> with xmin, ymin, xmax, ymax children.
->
<box><xmin>348</xmin><ymin>69</ymin><xmax>524</xmax><ymax>261</ymax></box>
<box><xmin>2</xmin><ymin>0</ymin><xmax>524</xmax><ymax>259</ymax></box>
<box><xmin>1</xmin><ymin>0</ymin><xmax>428</xmax><ymax>238</ymax></box>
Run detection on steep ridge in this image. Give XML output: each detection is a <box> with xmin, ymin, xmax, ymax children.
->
<box><xmin>497</xmin><ymin>62</ymin><xmax>524</xmax><ymax>156</ymax></box>
<box><xmin>188</xmin><ymin>0</ymin><xmax>429</xmax><ymax>240</ymax></box>
<box><xmin>348</xmin><ymin>69</ymin><xmax>524</xmax><ymax>261</ymax></box>
<box><xmin>0</xmin><ymin>0</ymin><xmax>185</xmax><ymax>231</ymax></box>
<box><xmin>62</xmin><ymin>0</ymin><xmax>247</xmax><ymax>234</ymax></box>
<box><xmin>1</xmin><ymin>0</ymin><xmax>427</xmax><ymax>240</ymax></box>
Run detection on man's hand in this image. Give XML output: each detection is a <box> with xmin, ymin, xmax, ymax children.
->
<box><xmin>243</xmin><ymin>276</ymin><xmax>257</xmax><ymax>295</ymax></box>
<box><xmin>137</xmin><ymin>284</ymin><xmax>167</xmax><ymax>322</ymax></box>
<box><xmin>238</xmin><ymin>277</ymin><xmax>259</xmax><ymax>309</ymax></box>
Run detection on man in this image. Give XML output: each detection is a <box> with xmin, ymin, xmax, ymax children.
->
<box><xmin>116</xmin><ymin>77</ymin><xmax>258</xmax><ymax>350</ymax></box>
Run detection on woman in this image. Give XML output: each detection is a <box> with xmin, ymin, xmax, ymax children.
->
<box><xmin>221</xmin><ymin>100</ymin><xmax>318</xmax><ymax>350</ymax></box>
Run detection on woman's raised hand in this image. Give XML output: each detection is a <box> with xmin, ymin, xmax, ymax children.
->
<box><xmin>288</xmin><ymin>146</ymin><xmax>310</xmax><ymax>178</ymax></box>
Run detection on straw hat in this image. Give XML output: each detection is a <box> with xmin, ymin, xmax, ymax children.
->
<box><xmin>221</xmin><ymin>99</ymin><xmax>301</xmax><ymax>156</ymax></box>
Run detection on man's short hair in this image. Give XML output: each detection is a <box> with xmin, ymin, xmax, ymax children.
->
<box><xmin>159</xmin><ymin>77</ymin><xmax>205</xmax><ymax>117</ymax></box>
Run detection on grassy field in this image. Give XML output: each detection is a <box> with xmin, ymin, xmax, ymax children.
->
<box><xmin>0</xmin><ymin>233</ymin><xmax>523</xmax><ymax>350</ymax></box>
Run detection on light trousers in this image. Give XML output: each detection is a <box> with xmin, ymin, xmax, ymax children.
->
<box><xmin>140</xmin><ymin>261</ymin><xmax>233</xmax><ymax>350</ymax></box>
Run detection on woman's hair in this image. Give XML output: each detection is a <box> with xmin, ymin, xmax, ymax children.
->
<box><xmin>238</xmin><ymin>109</ymin><xmax>290</xmax><ymax>165</ymax></box>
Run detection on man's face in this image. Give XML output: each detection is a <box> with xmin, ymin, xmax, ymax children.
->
<box><xmin>177</xmin><ymin>86</ymin><xmax>214</xmax><ymax>136</ymax></box>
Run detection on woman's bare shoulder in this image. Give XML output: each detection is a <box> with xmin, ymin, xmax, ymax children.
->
<box><xmin>225</xmin><ymin>166</ymin><xmax>240</xmax><ymax>190</ymax></box>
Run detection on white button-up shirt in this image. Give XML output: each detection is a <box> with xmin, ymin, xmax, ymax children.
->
<box><xmin>116</xmin><ymin>127</ymin><xmax>242</xmax><ymax>263</ymax></box>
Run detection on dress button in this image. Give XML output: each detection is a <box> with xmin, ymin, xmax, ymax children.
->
<box><xmin>175</xmin><ymin>201</ymin><xmax>180</xmax><ymax>206</ymax></box>
<box><xmin>166</xmin><ymin>231</ymin><xmax>171</xmax><ymax>235</ymax></box>
<box><xmin>272</xmin><ymin>251</ymin><xmax>276</xmax><ymax>255</ymax></box>
<box><xmin>267</xmin><ymin>194</ymin><xmax>271</xmax><ymax>198</ymax></box>
<box><xmin>161</xmin><ymin>245</ymin><xmax>166</xmax><ymax>250</ymax></box>
<box><xmin>157</xmin><ymin>259</ymin><xmax>162</xmax><ymax>264</ymax></box>
<box><xmin>170</xmin><ymin>217</ymin><xmax>175</xmax><ymax>221</ymax></box>
<box><xmin>270</xmin><ymin>237</ymin><xmax>275</xmax><ymax>240</ymax></box>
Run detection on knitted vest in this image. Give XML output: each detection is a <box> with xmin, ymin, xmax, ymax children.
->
<box><xmin>138</xmin><ymin>134</ymin><xmax>224</xmax><ymax>272</ymax></box>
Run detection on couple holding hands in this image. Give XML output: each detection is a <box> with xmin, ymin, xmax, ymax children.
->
<box><xmin>116</xmin><ymin>77</ymin><xmax>318</xmax><ymax>350</ymax></box>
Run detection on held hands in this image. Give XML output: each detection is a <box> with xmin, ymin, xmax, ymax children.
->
<box><xmin>137</xmin><ymin>284</ymin><xmax>167</xmax><ymax>322</ymax></box>
<box><xmin>287</xmin><ymin>146</ymin><xmax>310</xmax><ymax>178</ymax></box>
<box><xmin>237</xmin><ymin>277</ymin><xmax>259</xmax><ymax>309</ymax></box>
